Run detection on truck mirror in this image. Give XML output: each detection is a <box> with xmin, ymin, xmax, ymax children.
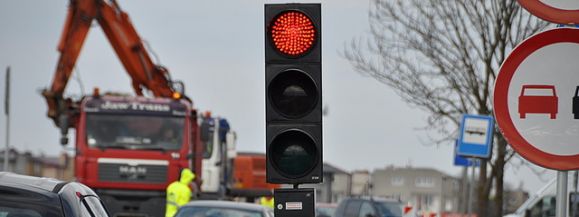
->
<box><xmin>226</xmin><ymin>131</ymin><xmax>237</xmax><ymax>159</ymax></box>
<box><xmin>200</xmin><ymin>121</ymin><xmax>211</xmax><ymax>143</ymax></box>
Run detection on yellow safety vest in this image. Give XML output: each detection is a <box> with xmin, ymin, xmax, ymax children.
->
<box><xmin>165</xmin><ymin>169</ymin><xmax>195</xmax><ymax>217</ymax></box>
<box><xmin>260</xmin><ymin>197</ymin><xmax>274</xmax><ymax>208</ymax></box>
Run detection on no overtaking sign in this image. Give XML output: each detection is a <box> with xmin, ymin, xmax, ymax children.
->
<box><xmin>494</xmin><ymin>28</ymin><xmax>579</xmax><ymax>170</ymax></box>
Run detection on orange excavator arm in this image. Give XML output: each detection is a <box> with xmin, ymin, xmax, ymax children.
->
<box><xmin>42</xmin><ymin>0</ymin><xmax>183</xmax><ymax>135</ymax></box>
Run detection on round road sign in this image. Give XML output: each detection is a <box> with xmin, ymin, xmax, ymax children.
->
<box><xmin>517</xmin><ymin>0</ymin><xmax>579</xmax><ymax>24</ymax></box>
<box><xmin>494</xmin><ymin>28</ymin><xmax>579</xmax><ymax>170</ymax></box>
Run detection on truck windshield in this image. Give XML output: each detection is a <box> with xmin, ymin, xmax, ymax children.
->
<box><xmin>86</xmin><ymin>114</ymin><xmax>185</xmax><ymax>151</ymax></box>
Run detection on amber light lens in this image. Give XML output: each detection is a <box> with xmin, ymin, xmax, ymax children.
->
<box><xmin>270</xmin><ymin>11</ymin><xmax>316</xmax><ymax>57</ymax></box>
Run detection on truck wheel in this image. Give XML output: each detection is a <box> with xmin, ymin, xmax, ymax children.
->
<box><xmin>520</xmin><ymin>113</ymin><xmax>526</xmax><ymax>119</ymax></box>
<box><xmin>550</xmin><ymin>113</ymin><xmax>556</xmax><ymax>119</ymax></box>
<box><xmin>575</xmin><ymin>113</ymin><xmax>579</xmax><ymax>119</ymax></box>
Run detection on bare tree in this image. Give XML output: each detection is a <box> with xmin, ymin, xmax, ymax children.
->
<box><xmin>342</xmin><ymin>1</ymin><xmax>546</xmax><ymax>216</ymax></box>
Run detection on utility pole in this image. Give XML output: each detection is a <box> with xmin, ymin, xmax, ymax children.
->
<box><xmin>4</xmin><ymin>66</ymin><xmax>10</xmax><ymax>171</ymax></box>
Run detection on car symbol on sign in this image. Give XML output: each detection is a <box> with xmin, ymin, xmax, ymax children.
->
<box><xmin>518</xmin><ymin>85</ymin><xmax>558</xmax><ymax>119</ymax></box>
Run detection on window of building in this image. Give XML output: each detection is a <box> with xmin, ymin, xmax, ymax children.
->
<box><xmin>391</xmin><ymin>176</ymin><xmax>404</xmax><ymax>186</ymax></box>
<box><xmin>416</xmin><ymin>194</ymin><xmax>435</xmax><ymax>209</ymax></box>
<box><xmin>415</xmin><ymin>177</ymin><xmax>434</xmax><ymax>188</ymax></box>
<box><xmin>452</xmin><ymin>180</ymin><xmax>460</xmax><ymax>191</ymax></box>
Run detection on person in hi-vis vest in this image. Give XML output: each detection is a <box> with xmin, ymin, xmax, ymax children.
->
<box><xmin>260</xmin><ymin>196</ymin><xmax>274</xmax><ymax>208</ymax></box>
<box><xmin>165</xmin><ymin>168</ymin><xmax>195</xmax><ymax>217</ymax></box>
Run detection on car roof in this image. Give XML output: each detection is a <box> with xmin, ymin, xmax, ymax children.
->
<box><xmin>342</xmin><ymin>197</ymin><xmax>402</xmax><ymax>204</ymax></box>
<box><xmin>316</xmin><ymin>202</ymin><xmax>338</xmax><ymax>208</ymax></box>
<box><xmin>0</xmin><ymin>172</ymin><xmax>65</xmax><ymax>194</ymax></box>
<box><xmin>182</xmin><ymin>200</ymin><xmax>269</xmax><ymax>211</ymax></box>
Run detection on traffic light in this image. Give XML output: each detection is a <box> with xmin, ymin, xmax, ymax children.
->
<box><xmin>265</xmin><ymin>3</ymin><xmax>322</xmax><ymax>184</ymax></box>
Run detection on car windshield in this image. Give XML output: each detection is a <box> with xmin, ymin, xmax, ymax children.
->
<box><xmin>86</xmin><ymin>114</ymin><xmax>185</xmax><ymax>151</ymax></box>
<box><xmin>375</xmin><ymin>201</ymin><xmax>402</xmax><ymax>217</ymax></box>
<box><xmin>175</xmin><ymin>206</ymin><xmax>263</xmax><ymax>217</ymax></box>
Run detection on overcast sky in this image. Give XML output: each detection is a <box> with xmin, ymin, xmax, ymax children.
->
<box><xmin>0</xmin><ymin>0</ymin><xmax>555</xmax><ymax>193</ymax></box>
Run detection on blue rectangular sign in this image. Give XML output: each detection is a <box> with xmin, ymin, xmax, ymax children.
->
<box><xmin>454</xmin><ymin>140</ymin><xmax>480</xmax><ymax>167</ymax></box>
<box><xmin>457</xmin><ymin>114</ymin><xmax>494</xmax><ymax>159</ymax></box>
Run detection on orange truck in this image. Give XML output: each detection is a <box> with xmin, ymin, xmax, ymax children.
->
<box><xmin>197</xmin><ymin>115</ymin><xmax>278</xmax><ymax>200</ymax></box>
<box><xmin>230</xmin><ymin>152</ymin><xmax>279</xmax><ymax>200</ymax></box>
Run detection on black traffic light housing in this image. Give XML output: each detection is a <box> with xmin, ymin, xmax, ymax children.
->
<box><xmin>265</xmin><ymin>3</ymin><xmax>322</xmax><ymax>185</ymax></box>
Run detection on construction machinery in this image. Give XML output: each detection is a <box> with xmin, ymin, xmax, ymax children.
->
<box><xmin>42</xmin><ymin>1</ymin><xmax>278</xmax><ymax>215</ymax></box>
<box><xmin>42</xmin><ymin>0</ymin><xmax>202</xmax><ymax>216</ymax></box>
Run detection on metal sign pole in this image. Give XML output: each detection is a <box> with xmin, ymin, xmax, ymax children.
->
<box><xmin>3</xmin><ymin>67</ymin><xmax>9</xmax><ymax>172</ymax></box>
<box><xmin>466</xmin><ymin>158</ymin><xmax>472</xmax><ymax>216</ymax></box>
<box><xmin>557</xmin><ymin>171</ymin><xmax>568</xmax><ymax>217</ymax></box>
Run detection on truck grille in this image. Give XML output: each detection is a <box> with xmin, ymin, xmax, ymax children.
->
<box><xmin>98</xmin><ymin>159</ymin><xmax>168</xmax><ymax>184</ymax></box>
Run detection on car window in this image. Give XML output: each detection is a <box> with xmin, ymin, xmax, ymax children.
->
<box><xmin>358</xmin><ymin>202</ymin><xmax>376</xmax><ymax>217</ymax></box>
<box><xmin>529</xmin><ymin>199</ymin><xmax>543</xmax><ymax>217</ymax></box>
<box><xmin>0</xmin><ymin>196</ymin><xmax>62</xmax><ymax>217</ymax></box>
<box><xmin>344</xmin><ymin>201</ymin><xmax>362</xmax><ymax>217</ymax></box>
<box><xmin>569</xmin><ymin>192</ymin><xmax>579</xmax><ymax>217</ymax></box>
<box><xmin>317</xmin><ymin>206</ymin><xmax>337</xmax><ymax>217</ymax></box>
<box><xmin>0</xmin><ymin>206</ymin><xmax>42</xmax><ymax>217</ymax></box>
<box><xmin>176</xmin><ymin>206</ymin><xmax>263</xmax><ymax>217</ymax></box>
<box><xmin>375</xmin><ymin>201</ymin><xmax>402</xmax><ymax>217</ymax></box>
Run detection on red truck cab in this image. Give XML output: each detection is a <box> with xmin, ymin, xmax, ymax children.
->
<box><xmin>75</xmin><ymin>95</ymin><xmax>202</xmax><ymax>217</ymax></box>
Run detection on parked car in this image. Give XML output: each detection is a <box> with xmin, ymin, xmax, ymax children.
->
<box><xmin>335</xmin><ymin>197</ymin><xmax>404</xmax><ymax>217</ymax></box>
<box><xmin>0</xmin><ymin>172</ymin><xmax>110</xmax><ymax>217</ymax></box>
<box><xmin>518</xmin><ymin>85</ymin><xmax>558</xmax><ymax>119</ymax></box>
<box><xmin>174</xmin><ymin>200</ymin><xmax>273</xmax><ymax>217</ymax></box>
<box><xmin>316</xmin><ymin>203</ymin><xmax>338</xmax><ymax>217</ymax></box>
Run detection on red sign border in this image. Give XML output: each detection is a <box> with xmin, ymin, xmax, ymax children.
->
<box><xmin>495</xmin><ymin>28</ymin><xmax>579</xmax><ymax>170</ymax></box>
<box><xmin>517</xmin><ymin>0</ymin><xmax>579</xmax><ymax>24</ymax></box>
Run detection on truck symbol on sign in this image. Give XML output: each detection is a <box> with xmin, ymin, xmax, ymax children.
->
<box><xmin>518</xmin><ymin>85</ymin><xmax>558</xmax><ymax>119</ymax></box>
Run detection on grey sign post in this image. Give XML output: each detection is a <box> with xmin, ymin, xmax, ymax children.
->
<box><xmin>457</xmin><ymin>114</ymin><xmax>494</xmax><ymax>216</ymax></box>
<box><xmin>4</xmin><ymin>67</ymin><xmax>10</xmax><ymax>172</ymax></box>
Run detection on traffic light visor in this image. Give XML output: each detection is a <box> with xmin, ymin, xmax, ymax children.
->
<box><xmin>269</xmin><ymin>10</ymin><xmax>317</xmax><ymax>57</ymax></box>
<box><xmin>270</xmin><ymin>130</ymin><xmax>318</xmax><ymax>179</ymax></box>
<box><xmin>268</xmin><ymin>69</ymin><xmax>318</xmax><ymax>119</ymax></box>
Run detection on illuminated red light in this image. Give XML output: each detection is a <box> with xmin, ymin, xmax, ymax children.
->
<box><xmin>270</xmin><ymin>11</ymin><xmax>316</xmax><ymax>57</ymax></box>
